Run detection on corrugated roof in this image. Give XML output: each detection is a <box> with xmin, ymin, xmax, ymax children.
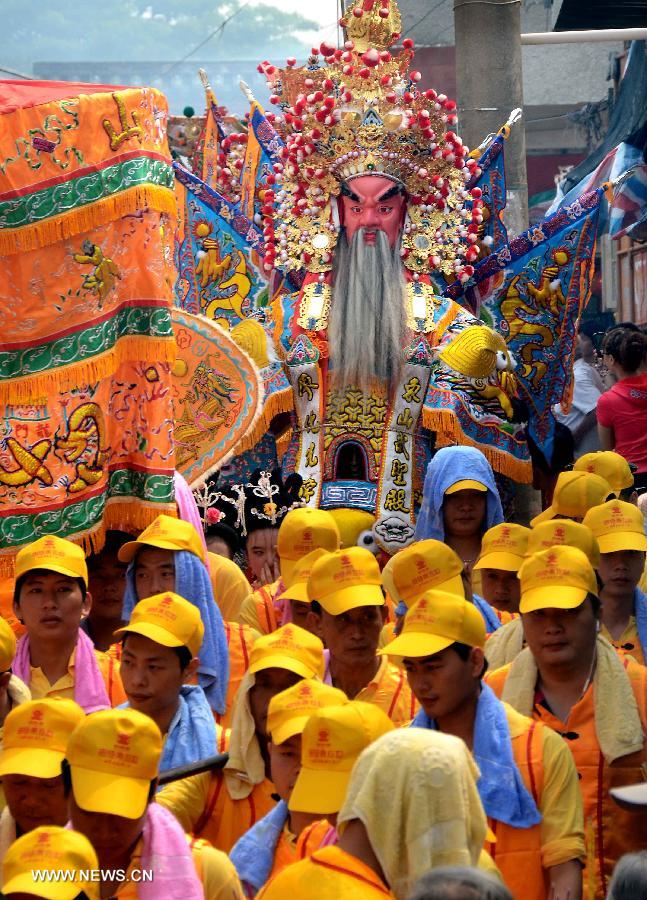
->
<box><xmin>554</xmin><ymin>0</ymin><xmax>647</xmax><ymax>31</ymax></box>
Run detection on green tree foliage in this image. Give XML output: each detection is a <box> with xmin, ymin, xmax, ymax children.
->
<box><xmin>4</xmin><ymin>0</ymin><xmax>317</xmax><ymax>72</ymax></box>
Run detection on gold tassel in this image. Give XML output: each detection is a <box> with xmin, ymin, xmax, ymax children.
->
<box><xmin>0</xmin><ymin>500</ymin><xmax>177</xmax><ymax>578</ymax></box>
<box><xmin>234</xmin><ymin>388</ymin><xmax>294</xmax><ymax>455</ymax></box>
<box><xmin>0</xmin><ymin>185</ymin><xmax>177</xmax><ymax>257</ymax></box>
<box><xmin>422</xmin><ymin>407</ymin><xmax>533</xmax><ymax>484</ymax></box>
<box><xmin>0</xmin><ymin>334</ymin><xmax>177</xmax><ymax>404</ymax></box>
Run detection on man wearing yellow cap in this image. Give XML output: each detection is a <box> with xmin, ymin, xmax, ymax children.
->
<box><xmin>575</xmin><ymin>450</ymin><xmax>637</xmax><ymax>502</ymax></box>
<box><xmin>66</xmin><ymin>708</ymin><xmax>244</xmax><ymax>899</ymax></box>
<box><xmin>530</xmin><ymin>470</ymin><xmax>612</xmax><ymax>527</ymax></box>
<box><xmin>2</xmin><ymin>825</ymin><xmax>100</xmax><ymax>900</ymax></box>
<box><xmin>485</xmin><ymin>520</ymin><xmax>601</xmax><ymax>670</ymax></box>
<box><xmin>230</xmin><ymin>680</ymin><xmax>347</xmax><ymax>895</ymax></box>
<box><xmin>12</xmin><ymin>536</ymin><xmax>125</xmax><ymax>711</ymax></box>
<box><xmin>487</xmin><ymin>546</ymin><xmax>647</xmax><ymax>898</ymax></box>
<box><xmin>382</xmin><ymin>539</ymin><xmax>502</xmax><ymax>639</ymax></box>
<box><xmin>382</xmin><ymin>590</ymin><xmax>584</xmax><ymax>899</ymax></box>
<box><xmin>583</xmin><ymin>499</ymin><xmax>647</xmax><ymax>664</ymax></box>
<box><xmin>117</xmin><ymin>592</ymin><xmax>222</xmax><ymax>774</ymax></box>
<box><xmin>274</xmin><ymin>549</ymin><xmax>330</xmax><ymax>635</ymax></box>
<box><xmin>473</xmin><ymin>524</ymin><xmax>529</xmax><ymax>625</ymax></box>
<box><xmin>306</xmin><ymin>548</ymin><xmax>416</xmax><ymax>726</ymax></box>
<box><xmin>119</xmin><ymin>515</ymin><xmax>235</xmax><ymax>723</ymax></box>
<box><xmin>0</xmin><ymin>699</ymin><xmax>84</xmax><ymax>862</ymax></box>
<box><xmin>239</xmin><ymin>508</ymin><xmax>341</xmax><ymax>636</ymax></box>
<box><xmin>157</xmin><ymin>623</ymin><xmax>325</xmax><ymax>853</ymax></box>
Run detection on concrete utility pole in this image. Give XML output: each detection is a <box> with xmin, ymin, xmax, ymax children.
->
<box><xmin>454</xmin><ymin>0</ymin><xmax>528</xmax><ymax>236</ymax></box>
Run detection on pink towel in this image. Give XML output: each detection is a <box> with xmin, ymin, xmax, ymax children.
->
<box><xmin>13</xmin><ymin>629</ymin><xmax>110</xmax><ymax>713</ymax></box>
<box><xmin>174</xmin><ymin>471</ymin><xmax>210</xmax><ymax>572</ymax></box>
<box><xmin>140</xmin><ymin>803</ymin><xmax>203</xmax><ymax>899</ymax></box>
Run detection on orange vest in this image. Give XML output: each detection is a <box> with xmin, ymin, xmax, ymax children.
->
<box><xmin>253</xmin><ymin>585</ymin><xmax>279</xmax><ymax>635</ymax></box>
<box><xmin>487</xmin><ymin>717</ymin><xmax>547</xmax><ymax>900</ymax></box>
<box><xmin>295</xmin><ymin>819</ymin><xmax>335</xmax><ymax>860</ymax></box>
<box><xmin>487</xmin><ymin>659</ymin><xmax>647</xmax><ymax>899</ymax></box>
<box><xmin>192</xmin><ymin>773</ymin><xmax>276</xmax><ymax>854</ymax></box>
<box><xmin>215</xmin><ymin>622</ymin><xmax>256</xmax><ymax>730</ymax></box>
<box><xmin>257</xmin><ymin>846</ymin><xmax>393</xmax><ymax>899</ymax></box>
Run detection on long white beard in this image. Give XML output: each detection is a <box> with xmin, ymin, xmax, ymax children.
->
<box><xmin>328</xmin><ymin>228</ymin><xmax>407</xmax><ymax>387</ymax></box>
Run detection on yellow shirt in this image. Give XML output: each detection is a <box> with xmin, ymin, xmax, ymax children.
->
<box><xmin>156</xmin><ymin>771</ymin><xmax>276</xmax><ymax>854</ymax></box>
<box><xmin>29</xmin><ymin>647</ymin><xmax>126</xmax><ymax>706</ymax></box>
<box><xmin>238</xmin><ymin>580</ymin><xmax>282</xmax><ymax>634</ymax></box>
<box><xmin>208</xmin><ymin>552</ymin><xmax>252</xmax><ymax>622</ymax></box>
<box><xmin>329</xmin><ymin>655</ymin><xmax>417</xmax><ymax>727</ymax></box>
<box><xmin>113</xmin><ymin>834</ymin><xmax>245</xmax><ymax>899</ymax></box>
<box><xmin>600</xmin><ymin>617</ymin><xmax>644</xmax><ymax>665</ymax></box>
<box><xmin>257</xmin><ymin>846</ymin><xmax>394</xmax><ymax>899</ymax></box>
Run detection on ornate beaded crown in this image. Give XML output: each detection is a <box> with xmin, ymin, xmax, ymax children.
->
<box><xmin>256</xmin><ymin>0</ymin><xmax>484</xmax><ymax>282</ymax></box>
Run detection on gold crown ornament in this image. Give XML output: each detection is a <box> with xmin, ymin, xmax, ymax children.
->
<box><xmin>255</xmin><ymin>0</ymin><xmax>484</xmax><ymax>283</ymax></box>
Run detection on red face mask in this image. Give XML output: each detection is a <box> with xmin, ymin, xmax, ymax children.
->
<box><xmin>339</xmin><ymin>174</ymin><xmax>406</xmax><ymax>248</ymax></box>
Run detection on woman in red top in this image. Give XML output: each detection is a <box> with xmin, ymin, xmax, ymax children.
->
<box><xmin>597</xmin><ymin>327</ymin><xmax>647</xmax><ymax>490</ymax></box>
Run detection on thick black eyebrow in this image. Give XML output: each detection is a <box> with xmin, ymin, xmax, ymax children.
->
<box><xmin>340</xmin><ymin>182</ymin><xmax>361</xmax><ymax>201</ymax></box>
<box><xmin>378</xmin><ymin>183</ymin><xmax>404</xmax><ymax>201</ymax></box>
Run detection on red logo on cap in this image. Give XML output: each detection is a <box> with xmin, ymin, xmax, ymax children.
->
<box><xmin>302</xmin><ymin>529</ymin><xmax>312</xmax><ymax>542</ymax></box>
<box><xmin>299</xmin><ymin>683</ymin><xmax>313</xmax><ymax>697</ymax></box>
<box><xmin>554</xmin><ymin>526</ymin><xmax>565</xmax><ymax>540</ymax></box>
<box><xmin>117</xmin><ymin>733</ymin><xmax>131</xmax><ymax>747</ymax></box>
<box><xmin>586</xmin><ymin>464</ymin><xmax>595</xmax><ymax>473</ymax></box>
<box><xmin>418</xmin><ymin>598</ymin><xmax>428</xmax><ymax>610</ymax></box>
<box><xmin>37</xmin><ymin>832</ymin><xmax>50</xmax><ymax>844</ymax></box>
<box><xmin>318</xmin><ymin>729</ymin><xmax>330</xmax><ymax>744</ymax></box>
<box><xmin>546</xmin><ymin>551</ymin><xmax>558</xmax><ymax>566</ymax></box>
<box><xmin>161</xmin><ymin>596</ymin><xmax>174</xmax><ymax>605</ymax></box>
<box><xmin>500</xmin><ymin>526</ymin><xmax>510</xmax><ymax>538</ymax></box>
<box><xmin>31</xmin><ymin>709</ymin><xmax>44</xmax><ymax>722</ymax></box>
<box><xmin>611</xmin><ymin>505</ymin><xmax>623</xmax><ymax>517</ymax></box>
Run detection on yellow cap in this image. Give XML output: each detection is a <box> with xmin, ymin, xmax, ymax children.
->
<box><xmin>2</xmin><ymin>826</ymin><xmax>99</xmax><ymax>900</ymax></box>
<box><xmin>582</xmin><ymin>500</ymin><xmax>647</xmax><ymax>554</ymax></box>
<box><xmin>381</xmin><ymin>540</ymin><xmax>464</xmax><ymax>608</ymax></box>
<box><xmin>115</xmin><ymin>591</ymin><xmax>204</xmax><ymax>656</ymax></box>
<box><xmin>66</xmin><ymin>709</ymin><xmax>162</xmax><ymax>819</ymax></box>
<box><xmin>474</xmin><ymin>523</ymin><xmax>530</xmax><ymax>572</ymax></box>
<box><xmin>277</xmin><ymin>508</ymin><xmax>341</xmax><ymax>583</ymax></box>
<box><xmin>118</xmin><ymin>514</ymin><xmax>204</xmax><ymax>564</ymax></box>
<box><xmin>445</xmin><ymin>480</ymin><xmax>488</xmax><ymax>496</ymax></box>
<box><xmin>15</xmin><ymin>536</ymin><xmax>88</xmax><ymax>587</ymax></box>
<box><xmin>276</xmin><ymin>549</ymin><xmax>331</xmax><ymax>604</ymax></box>
<box><xmin>380</xmin><ymin>590</ymin><xmax>486</xmax><ymax>659</ymax></box>
<box><xmin>530</xmin><ymin>471</ymin><xmax>612</xmax><ymax>526</ymax></box>
<box><xmin>574</xmin><ymin>451</ymin><xmax>634</xmax><ymax>496</ymax></box>
<box><xmin>267</xmin><ymin>680</ymin><xmax>348</xmax><ymax>745</ymax></box>
<box><xmin>0</xmin><ymin>616</ymin><xmax>16</xmax><ymax>671</ymax></box>
<box><xmin>527</xmin><ymin>519</ymin><xmax>600</xmax><ymax>568</ymax></box>
<box><xmin>288</xmin><ymin>701</ymin><xmax>394</xmax><ymax>814</ymax></box>
<box><xmin>307</xmin><ymin>547</ymin><xmax>384</xmax><ymax>615</ymax></box>
<box><xmin>0</xmin><ymin>699</ymin><xmax>85</xmax><ymax>779</ymax></box>
<box><xmin>519</xmin><ymin>547</ymin><xmax>598</xmax><ymax>614</ymax></box>
<box><xmin>248</xmin><ymin>624</ymin><xmax>325</xmax><ymax>680</ymax></box>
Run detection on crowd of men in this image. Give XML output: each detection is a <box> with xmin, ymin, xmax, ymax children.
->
<box><xmin>3</xmin><ymin>446</ymin><xmax>647</xmax><ymax>899</ymax></box>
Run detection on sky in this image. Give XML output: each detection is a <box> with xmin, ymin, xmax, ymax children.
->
<box><xmin>248</xmin><ymin>0</ymin><xmax>341</xmax><ymax>44</ymax></box>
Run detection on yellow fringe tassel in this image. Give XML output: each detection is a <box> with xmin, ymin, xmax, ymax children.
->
<box><xmin>0</xmin><ymin>185</ymin><xmax>178</xmax><ymax>257</ymax></box>
<box><xmin>0</xmin><ymin>334</ymin><xmax>177</xmax><ymax>404</ymax></box>
<box><xmin>422</xmin><ymin>407</ymin><xmax>533</xmax><ymax>484</ymax></box>
<box><xmin>235</xmin><ymin>388</ymin><xmax>294</xmax><ymax>456</ymax></box>
<box><xmin>0</xmin><ymin>499</ymin><xmax>177</xmax><ymax>579</ymax></box>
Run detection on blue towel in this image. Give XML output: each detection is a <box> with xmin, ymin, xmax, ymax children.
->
<box><xmin>633</xmin><ymin>588</ymin><xmax>647</xmax><ymax>654</ymax></box>
<box><xmin>414</xmin><ymin>446</ymin><xmax>504</xmax><ymax>542</ymax></box>
<box><xmin>230</xmin><ymin>800</ymin><xmax>287</xmax><ymax>894</ymax></box>
<box><xmin>474</xmin><ymin>593</ymin><xmax>501</xmax><ymax>635</ymax></box>
<box><xmin>121</xmin><ymin>685</ymin><xmax>218</xmax><ymax>785</ymax></box>
<box><xmin>122</xmin><ymin>549</ymin><xmax>230</xmax><ymax>714</ymax></box>
<box><xmin>411</xmin><ymin>683</ymin><xmax>541</xmax><ymax>829</ymax></box>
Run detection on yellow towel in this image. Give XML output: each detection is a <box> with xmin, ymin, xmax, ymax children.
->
<box><xmin>484</xmin><ymin>618</ymin><xmax>524</xmax><ymax>670</ymax></box>
<box><xmin>223</xmin><ymin>672</ymin><xmax>266</xmax><ymax>799</ymax></box>
<box><xmin>501</xmin><ymin>635</ymin><xmax>644</xmax><ymax>763</ymax></box>
<box><xmin>338</xmin><ymin>728</ymin><xmax>488</xmax><ymax>900</ymax></box>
